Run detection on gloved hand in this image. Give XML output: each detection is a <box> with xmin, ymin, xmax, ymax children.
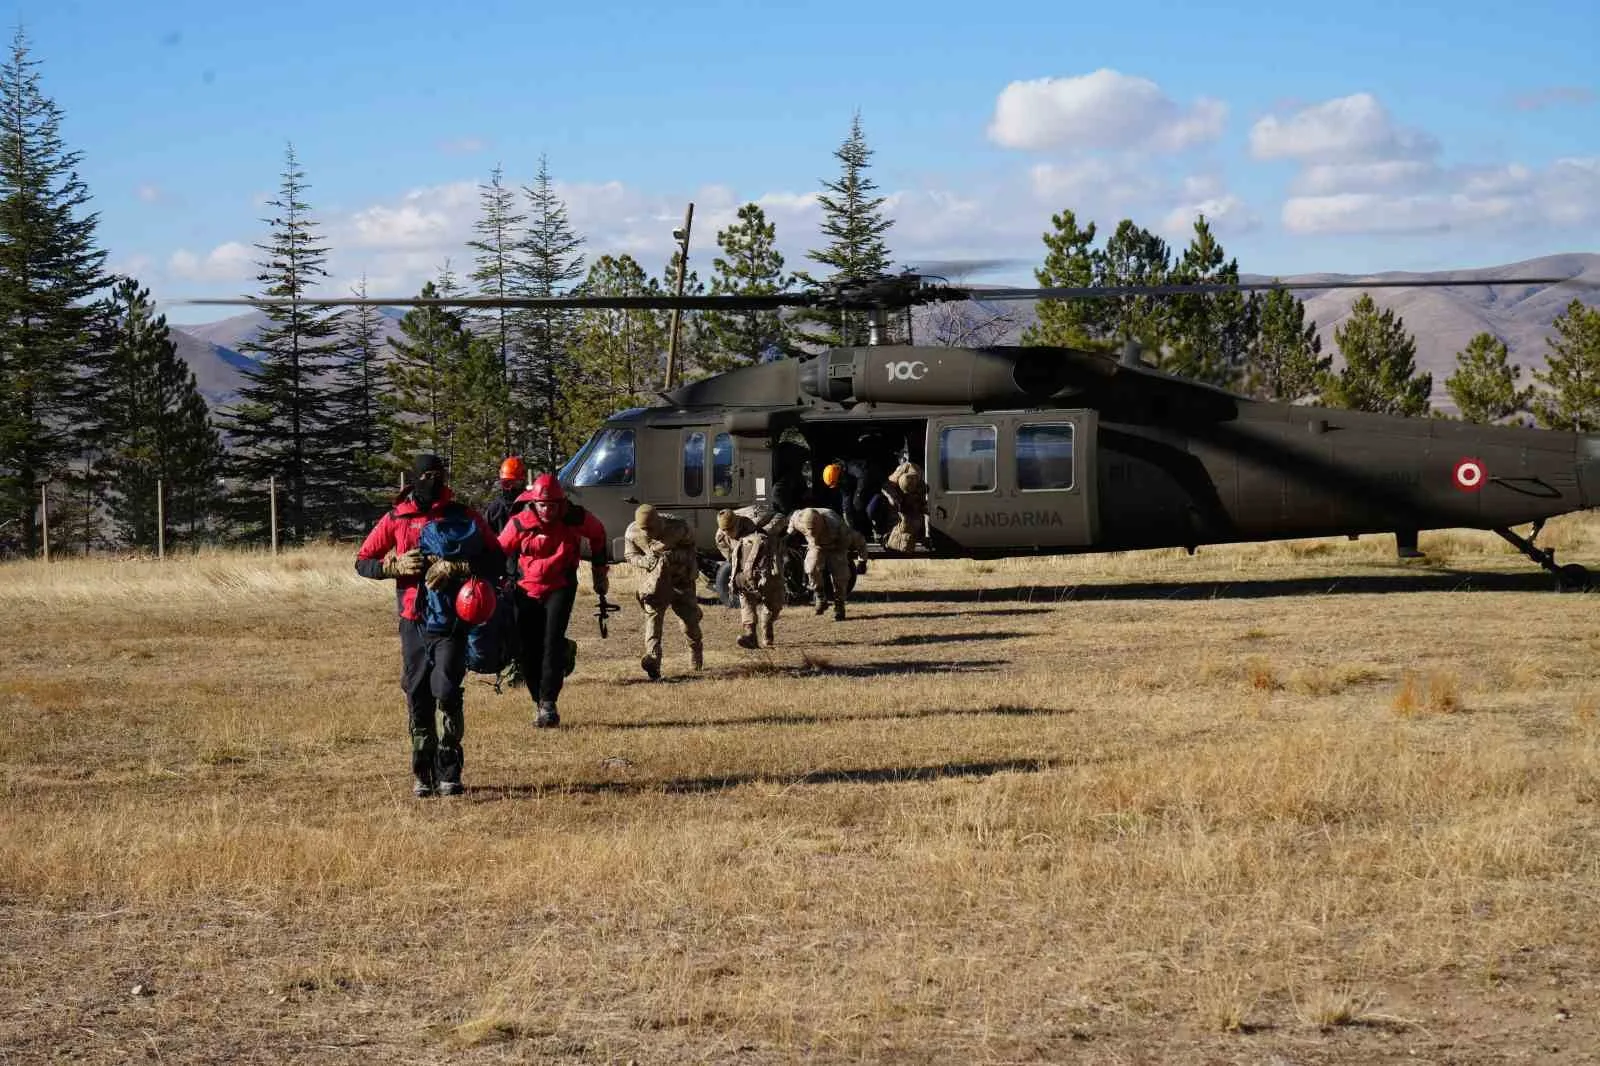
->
<box><xmin>424</xmin><ymin>558</ymin><xmax>471</xmax><ymax>590</ymax></box>
<box><xmin>593</xmin><ymin>567</ymin><xmax>610</xmax><ymax>598</ymax></box>
<box><xmin>382</xmin><ymin>548</ymin><xmax>424</xmax><ymax>579</ymax></box>
<box><xmin>638</xmin><ymin>554</ymin><xmax>659</xmax><ymax>572</ymax></box>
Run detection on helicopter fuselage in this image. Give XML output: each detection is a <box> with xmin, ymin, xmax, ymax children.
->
<box><xmin>557</xmin><ymin>345</ymin><xmax>1600</xmax><ymax>574</ymax></box>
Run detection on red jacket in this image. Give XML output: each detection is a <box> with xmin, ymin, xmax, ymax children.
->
<box><xmin>498</xmin><ymin>497</ymin><xmax>608</xmax><ymax>599</ymax></box>
<box><xmin>355</xmin><ymin>487</ymin><xmax>504</xmax><ymax>622</ymax></box>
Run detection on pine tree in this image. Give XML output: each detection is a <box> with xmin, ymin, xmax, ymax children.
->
<box><xmin>796</xmin><ymin>114</ymin><xmax>896</xmax><ymax>350</ymax></box>
<box><xmin>1445</xmin><ymin>332</ymin><xmax>1531</xmax><ymax>424</ymax></box>
<box><xmin>1323</xmin><ymin>293</ymin><xmax>1431</xmax><ymax>416</ymax></box>
<box><xmin>97</xmin><ymin>276</ymin><xmax>223</xmax><ymax>548</ymax></box>
<box><xmin>569</xmin><ymin>254</ymin><xmax>668</xmax><ymax>431</ymax></box>
<box><xmin>386</xmin><ymin>280</ymin><xmax>473</xmax><ymax>467</ymax></box>
<box><xmin>326</xmin><ymin>276</ymin><xmax>394</xmax><ymax>523</ymax></box>
<box><xmin>468</xmin><ymin>164</ymin><xmax>525</xmax><ymax>453</ymax></box>
<box><xmin>1164</xmin><ymin>215</ymin><xmax>1257</xmax><ymax>387</ymax></box>
<box><xmin>1247</xmin><ymin>286</ymin><xmax>1329</xmax><ymax>403</ymax></box>
<box><xmin>1531</xmin><ymin>300</ymin><xmax>1600</xmax><ymax>431</ymax></box>
<box><xmin>1021</xmin><ymin>209</ymin><xmax>1108</xmax><ymax>349</ymax></box>
<box><xmin>511</xmin><ymin>156</ymin><xmax>586</xmax><ymax>469</ymax></box>
<box><xmin>1098</xmin><ymin>219</ymin><xmax>1171</xmax><ymax>351</ymax></box>
<box><xmin>701</xmin><ymin>203</ymin><xmax>797</xmax><ymax>372</ymax></box>
<box><xmin>0</xmin><ymin>29</ymin><xmax>109</xmax><ymax>554</ymax></box>
<box><xmin>216</xmin><ymin>145</ymin><xmax>345</xmax><ymax>542</ymax></box>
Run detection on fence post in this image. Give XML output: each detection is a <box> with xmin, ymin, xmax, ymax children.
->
<box><xmin>156</xmin><ymin>478</ymin><xmax>165</xmax><ymax>560</ymax></box>
<box><xmin>269</xmin><ymin>475</ymin><xmax>279</xmax><ymax>555</ymax></box>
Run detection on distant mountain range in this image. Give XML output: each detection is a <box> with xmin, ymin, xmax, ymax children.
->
<box><xmin>171</xmin><ymin>253</ymin><xmax>1599</xmax><ymax>413</ymax></box>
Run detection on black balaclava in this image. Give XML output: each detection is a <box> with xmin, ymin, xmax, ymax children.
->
<box><xmin>411</xmin><ymin>453</ymin><xmax>446</xmax><ymax>509</ymax></box>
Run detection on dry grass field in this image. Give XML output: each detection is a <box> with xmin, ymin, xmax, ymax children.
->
<box><xmin>4</xmin><ymin>519</ymin><xmax>1600</xmax><ymax>1064</ymax></box>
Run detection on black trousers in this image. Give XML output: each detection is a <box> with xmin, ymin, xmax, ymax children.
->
<box><xmin>399</xmin><ymin>618</ymin><xmax>467</xmax><ymax>785</ymax></box>
<box><xmin>513</xmin><ymin>584</ymin><xmax>576</xmax><ymax>707</ymax></box>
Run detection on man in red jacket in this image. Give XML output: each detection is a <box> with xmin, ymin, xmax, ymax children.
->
<box><xmin>355</xmin><ymin>453</ymin><xmax>504</xmax><ymax>797</ymax></box>
<box><xmin>498</xmin><ymin>473</ymin><xmax>609</xmax><ymax>728</ymax></box>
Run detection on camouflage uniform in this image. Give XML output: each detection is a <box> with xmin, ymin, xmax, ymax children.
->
<box><xmin>716</xmin><ymin>505</ymin><xmax>786</xmax><ymax>648</ymax></box>
<box><xmin>882</xmin><ymin>460</ymin><xmax>930</xmax><ymax>553</ymax></box>
<box><xmin>786</xmin><ymin>507</ymin><xmax>864</xmax><ymax>620</ymax></box>
<box><xmin>624</xmin><ymin>504</ymin><xmax>704</xmax><ymax>679</ymax></box>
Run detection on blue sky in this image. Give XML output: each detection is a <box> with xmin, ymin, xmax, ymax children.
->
<box><xmin>13</xmin><ymin>0</ymin><xmax>1598</xmax><ymax>322</ymax></box>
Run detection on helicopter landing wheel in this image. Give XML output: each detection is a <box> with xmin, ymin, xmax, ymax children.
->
<box><xmin>1555</xmin><ymin>563</ymin><xmax>1591</xmax><ymax>593</ymax></box>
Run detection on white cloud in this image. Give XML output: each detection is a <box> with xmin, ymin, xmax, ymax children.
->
<box><xmin>136</xmin><ymin>184</ymin><xmax>163</xmax><ymax>204</ymax></box>
<box><xmin>168</xmin><ymin>241</ymin><xmax>254</xmax><ymax>282</ymax></box>
<box><xmin>1249</xmin><ymin>93</ymin><xmax>1437</xmax><ymax>163</ymax></box>
<box><xmin>437</xmin><ymin>136</ymin><xmax>488</xmax><ymax>155</ymax></box>
<box><xmin>1162</xmin><ymin>194</ymin><xmax>1258</xmax><ymax>237</ymax></box>
<box><xmin>1291</xmin><ymin>160</ymin><xmax>1437</xmax><ymax>196</ymax></box>
<box><xmin>988</xmin><ymin>70</ymin><xmax>1226</xmax><ymax>154</ymax></box>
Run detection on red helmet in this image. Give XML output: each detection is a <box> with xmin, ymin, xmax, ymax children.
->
<box><xmin>455</xmin><ymin>577</ymin><xmax>497</xmax><ymax>626</ymax></box>
<box><xmin>499</xmin><ymin>456</ymin><xmax>526</xmax><ymax>482</ymax></box>
<box><xmin>529</xmin><ymin>473</ymin><xmax>565</xmax><ymax>502</ymax></box>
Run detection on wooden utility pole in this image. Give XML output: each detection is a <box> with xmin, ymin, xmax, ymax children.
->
<box><xmin>156</xmin><ymin>478</ymin><xmax>165</xmax><ymax>560</ymax></box>
<box><xmin>665</xmin><ymin>202</ymin><xmax>694</xmax><ymax>391</ymax></box>
<box><xmin>40</xmin><ymin>483</ymin><xmax>50</xmax><ymax>563</ymax></box>
<box><xmin>269</xmin><ymin>475</ymin><xmax>279</xmax><ymax>555</ymax></box>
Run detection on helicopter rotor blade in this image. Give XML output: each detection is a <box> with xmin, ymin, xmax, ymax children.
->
<box><xmin>975</xmin><ymin>275</ymin><xmax>1589</xmax><ymax>301</ymax></box>
<box><xmin>175</xmin><ymin>272</ymin><xmax>1593</xmax><ymax>313</ymax></box>
<box><xmin>179</xmin><ymin>292</ymin><xmax>816</xmax><ymax>312</ymax></box>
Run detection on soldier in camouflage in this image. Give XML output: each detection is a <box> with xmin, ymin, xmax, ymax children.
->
<box><xmin>881</xmin><ymin>459</ymin><xmax>930</xmax><ymax>553</ymax></box>
<box><xmin>716</xmin><ymin>505</ymin><xmax>786</xmax><ymax>649</ymax></box>
<box><xmin>623</xmin><ymin>503</ymin><xmax>704</xmax><ymax>679</ymax></box>
<box><xmin>786</xmin><ymin>506</ymin><xmax>865</xmax><ymax>621</ymax></box>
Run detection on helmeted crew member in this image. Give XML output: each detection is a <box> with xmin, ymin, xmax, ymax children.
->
<box><xmin>771</xmin><ymin>439</ymin><xmax>811</xmax><ymax>515</ymax></box>
<box><xmin>498</xmin><ymin>473</ymin><xmax>608</xmax><ymax>728</ymax></box>
<box><xmin>355</xmin><ymin>453</ymin><xmax>505</xmax><ymax>798</ymax></box>
<box><xmin>484</xmin><ymin>455</ymin><xmax>529</xmax><ymax>533</ymax></box>
<box><xmin>881</xmin><ymin>459</ymin><xmax>930</xmax><ymax>553</ymax></box>
<box><xmin>716</xmin><ymin>504</ymin><xmax>786</xmax><ymax>649</ymax></box>
<box><xmin>786</xmin><ymin>506</ymin><xmax>866</xmax><ymax>621</ymax></box>
<box><xmin>623</xmin><ymin>504</ymin><xmax>704</xmax><ymax>679</ymax></box>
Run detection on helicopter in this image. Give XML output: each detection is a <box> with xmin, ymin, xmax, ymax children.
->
<box><xmin>192</xmin><ymin>268</ymin><xmax>1600</xmax><ymax>594</ymax></box>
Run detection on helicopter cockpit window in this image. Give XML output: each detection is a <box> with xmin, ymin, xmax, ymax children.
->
<box><xmin>1017</xmin><ymin>423</ymin><xmax>1075</xmax><ymax>491</ymax></box>
<box><xmin>683</xmin><ymin>431</ymin><xmax>707</xmax><ymax>497</ymax></box>
<box><xmin>939</xmin><ymin>425</ymin><xmax>997</xmax><ymax>493</ymax></box>
<box><xmin>571</xmin><ymin>428</ymin><xmax>636</xmax><ymax>487</ymax></box>
<box><xmin>712</xmin><ymin>433</ymin><xmax>734</xmax><ymax>497</ymax></box>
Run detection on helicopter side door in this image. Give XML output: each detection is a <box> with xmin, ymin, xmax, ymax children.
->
<box><xmin>925</xmin><ymin>411</ymin><xmax>1097</xmax><ymax>553</ymax></box>
<box><xmin>674</xmin><ymin>427</ymin><xmax>742</xmax><ymax>541</ymax></box>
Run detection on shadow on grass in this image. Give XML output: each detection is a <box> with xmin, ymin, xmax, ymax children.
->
<box><xmin>591</xmin><ymin>702</ymin><xmax>1073</xmax><ymax>733</ymax></box>
<box><xmin>469</xmin><ymin>756</ymin><xmax>1056</xmax><ymax>801</ymax></box>
<box><xmin>851</xmin><ymin>568</ymin><xmax>1563</xmax><ymax>603</ymax></box>
<box><xmin>875</xmin><ymin>631</ymin><xmax>1032</xmax><ymax>647</ymax></box>
<box><xmin>615</xmin><ymin>657</ymin><xmax>1009</xmax><ymax>686</ymax></box>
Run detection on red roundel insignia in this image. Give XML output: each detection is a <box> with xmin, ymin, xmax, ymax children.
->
<box><xmin>1454</xmin><ymin>458</ymin><xmax>1485</xmax><ymax>491</ymax></box>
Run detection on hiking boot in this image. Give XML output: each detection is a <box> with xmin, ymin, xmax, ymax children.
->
<box><xmin>760</xmin><ymin>621</ymin><xmax>776</xmax><ymax>647</ymax></box>
<box><xmin>813</xmin><ymin>600</ymin><xmax>829</xmax><ymax>616</ymax></box>
<box><xmin>736</xmin><ymin>630</ymin><xmax>759</xmax><ymax>650</ymax></box>
<box><xmin>535</xmin><ymin>701</ymin><xmax>560</xmax><ymax>728</ymax></box>
<box><xmin>691</xmin><ymin>646</ymin><xmax>704</xmax><ymax>671</ymax></box>
<box><xmin>640</xmin><ymin>655</ymin><xmax>661</xmax><ymax>681</ymax></box>
<box><xmin>413</xmin><ymin>777</ymin><xmax>436</xmax><ymax>799</ymax></box>
<box><xmin>833</xmin><ymin>603</ymin><xmax>846</xmax><ymax>621</ymax></box>
<box><xmin>437</xmin><ymin>780</ymin><xmax>463</xmax><ymax>797</ymax></box>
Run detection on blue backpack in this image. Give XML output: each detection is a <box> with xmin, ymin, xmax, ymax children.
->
<box><xmin>465</xmin><ymin>586</ymin><xmax>517</xmax><ymax>675</ymax></box>
<box><xmin>417</xmin><ymin>505</ymin><xmax>488</xmax><ymax>634</ymax></box>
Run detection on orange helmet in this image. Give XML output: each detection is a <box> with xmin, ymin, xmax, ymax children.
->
<box><xmin>499</xmin><ymin>456</ymin><xmax>526</xmax><ymax>482</ymax></box>
<box><xmin>529</xmin><ymin>473</ymin><xmax>565</xmax><ymax>502</ymax></box>
<box><xmin>822</xmin><ymin>462</ymin><xmax>844</xmax><ymax>488</ymax></box>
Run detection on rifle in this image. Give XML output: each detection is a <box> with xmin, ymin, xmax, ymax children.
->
<box><xmin>595</xmin><ymin>594</ymin><xmax>622</xmax><ymax>638</ymax></box>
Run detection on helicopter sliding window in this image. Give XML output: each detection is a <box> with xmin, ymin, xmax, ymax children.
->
<box><xmin>683</xmin><ymin>432</ymin><xmax>707</xmax><ymax>497</ymax></box>
<box><xmin>1017</xmin><ymin>423</ymin><xmax>1074</xmax><ymax>491</ymax></box>
<box><xmin>712</xmin><ymin>433</ymin><xmax>734</xmax><ymax>497</ymax></box>
<box><xmin>939</xmin><ymin>425</ymin><xmax>997</xmax><ymax>494</ymax></box>
<box><xmin>571</xmin><ymin>428</ymin><xmax>636</xmax><ymax>487</ymax></box>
